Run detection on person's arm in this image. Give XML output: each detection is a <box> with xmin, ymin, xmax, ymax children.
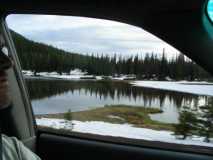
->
<box><xmin>2</xmin><ymin>135</ymin><xmax>41</xmax><ymax>160</ymax></box>
<box><xmin>15</xmin><ymin>137</ymin><xmax>41</xmax><ymax>160</ymax></box>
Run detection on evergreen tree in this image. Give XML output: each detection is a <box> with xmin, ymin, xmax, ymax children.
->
<box><xmin>64</xmin><ymin>109</ymin><xmax>72</xmax><ymax>121</ymax></box>
<box><xmin>174</xmin><ymin>107</ymin><xmax>198</xmax><ymax>139</ymax></box>
<box><xmin>198</xmin><ymin>98</ymin><xmax>213</xmax><ymax>142</ymax></box>
<box><xmin>10</xmin><ymin>30</ymin><xmax>211</xmax><ymax>80</ymax></box>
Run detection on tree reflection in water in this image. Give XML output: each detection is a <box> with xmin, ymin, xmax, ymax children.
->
<box><xmin>26</xmin><ymin>79</ymin><xmax>202</xmax><ymax>109</ymax></box>
<box><xmin>26</xmin><ymin>79</ymin><xmax>213</xmax><ymax>141</ymax></box>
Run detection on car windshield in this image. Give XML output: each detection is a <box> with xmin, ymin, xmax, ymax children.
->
<box><xmin>6</xmin><ymin>14</ymin><xmax>213</xmax><ymax>150</ymax></box>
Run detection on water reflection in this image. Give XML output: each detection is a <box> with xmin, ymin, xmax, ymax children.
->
<box><xmin>174</xmin><ymin>98</ymin><xmax>213</xmax><ymax>142</ymax></box>
<box><xmin>26</xmin><ymin>79</ymin><xmax>207</xmax><ymax>123</ymax></box>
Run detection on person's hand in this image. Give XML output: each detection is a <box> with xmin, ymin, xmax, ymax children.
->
<box><xmin>0</xmin><ymin>71</ymin><xmax>11</xmax><ymax>109</ymax></box>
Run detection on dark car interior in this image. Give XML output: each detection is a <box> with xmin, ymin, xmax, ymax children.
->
<box><xmin>1</xmin><ymin>0</ymin><xmax>213</xmax><ymax>159</ymax></box>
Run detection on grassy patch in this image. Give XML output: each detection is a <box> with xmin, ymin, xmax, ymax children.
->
<box><xmin>37</xmin><ymin>105</ymin><xmax>174</xmax><ymax>131</ymax></box>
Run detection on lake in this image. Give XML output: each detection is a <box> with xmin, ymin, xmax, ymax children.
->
<box><xmin>26</xmin><ymin>79</ymin><xmax>210</xmax><ymax>124</ymax></box>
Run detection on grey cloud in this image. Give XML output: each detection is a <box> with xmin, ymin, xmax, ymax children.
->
<box><xmin>7</xmin><ymin>15</ymin><xmax>178</xmax><ymax>57</ymax></box>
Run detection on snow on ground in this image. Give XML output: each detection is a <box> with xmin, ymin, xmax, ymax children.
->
<box><xmin>70</xmin><ymin>69</ymin><xmax>87</xmax><ymax>75</ymax></box>
<box><xmin>107</xmin><ymin>115</ymin><xmax>125</xmax><ymax>121</ymax></box>
<box><xmin>22</xmin><ymin>70</ymin><xmax>34</xmax><ymax>76</ymax></box>
<box><xmin>112</xmin><ymin>75</ymin><xmax>136</xmax><ymax>80</ymax></box>
<box><xmin>22</xmin><ymin>70</ymin><xmax>94</xmax><ymax>80</ymax></box>
<box><xmin>112</xmin><ymin>77</ymin><xmax>125</xmax><ymax>80</ymax></box>
<box><xmin>22</xmin><ymin>70</ymin><xmax>138</xmax><ymax>81</ymax></box>
<box><xmin>96</xmin><ymin>76</ymin><xmax>103</xmax><ymax>80</ymax></box>
<box><xmin>39</xmin><ymin>74</ymin><xmax>82</xmax><ymax>80</ymax></box>
<box><xmin>22</xmin><ymin>70</ymin><xmax>213</xmax><ymax>96</ymax></box>
<box><xmin>36</xmin><ymin>118</ymin><xmax>213</xmax><ymax>147</ymax></box>
<box><xmin>130</xmin><ymin>81</ymin><xmax>213</xmax><ymax>96</ymax></box>
<box><xmin>177</xmin><ymin>80</ymin><xmax>213</xmax><ymax>85</ymax></box>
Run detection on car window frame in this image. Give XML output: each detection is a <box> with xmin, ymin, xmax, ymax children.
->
<box><xmin>4</xmin><ymin>12</ymin><xmax>213</xmax><ymax>156</ymax></box>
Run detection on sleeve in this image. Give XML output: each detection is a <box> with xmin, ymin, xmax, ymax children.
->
<box><xmin>16</xmin><ymin>139</ymin><xmax>41</xmax><ymax>160</ymax></box>
<box><xmin>2</xmin><ymin>135</ymin><xmax>41</xmax><ymax>160</ymax></box>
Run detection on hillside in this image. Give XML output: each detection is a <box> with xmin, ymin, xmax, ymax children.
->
<box><xmin>11</xmin><ymin>30</ymin><xmax>90</xmax><ymax>74</ymax></box>
<box><xmin>11</xmin><ymin>30</ymin><xmax>210</xmax><ymax>80</ymax></box>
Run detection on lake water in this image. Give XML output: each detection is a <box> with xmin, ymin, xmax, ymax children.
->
<box><xmin>26</xmin><ymin>79</ymin><xmax>210</xmax><ymax>124</ymax></box>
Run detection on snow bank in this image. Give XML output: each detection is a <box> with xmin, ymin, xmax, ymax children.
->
<box><xmin>22</xmin><ymin>70</ymin><xmax>34</xmax><ymax>76</ymax></box>
<box><xmin>112</xmin><ymin>77</ymin><xmax>125</xmax><ymax>80</ymax></box>
<box><xmin>22</xmin><ymin>69</ymin><xmax>94</xmax><ymax>80</ymax></box>
<box><xmin>36</xmin><ymin>118</ymin><xmax>213</xmax><ymax>147</ymax></box>
<box><xmin>42</xmin><ymin>74</ymin><xmax>82</xmax><ymax>80</ymax></box>
<box><xmin>70</xmin><ymin>69</ymin><xmax>87</xmax><ymax>75</ymax></box>
<box><xmin>112</xmin><ymin>75</ymin><xmax>136</xmax><ymax>80</ymax></box>
<box><xmin>22</xmin><ymin>70</ymin><xmax>137</xmax><ymax>81</ymax></box>
<box><xmin>130</xmin><ymin>81</ymin><xmax>213</xmax><ymax>96</ymax></box>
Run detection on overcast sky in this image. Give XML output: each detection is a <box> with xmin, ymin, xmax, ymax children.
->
<box><xmin>6</xmin><ymin>14</ymin><xmax>179</xmax><ymax>58</ymax></box>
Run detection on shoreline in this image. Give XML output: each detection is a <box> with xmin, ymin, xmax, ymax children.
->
<box><xmin>36</xmin><ymin>104</ymin><xmax>174</xmax><ymax>131</ymax></box>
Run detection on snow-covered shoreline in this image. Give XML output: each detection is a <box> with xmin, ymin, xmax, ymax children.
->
<box><xmin>130</xmin><ymin>81</ymin><xmax>213</xmax><ymax>96</ymax></box>
<box><xmin>36</xmin><ymin>118</ymin><xmax>213</xmax><ymax>147</ymax></box>
<box><xmin>22</xmin><ymin>70</ymin><xmax>135</xmax><ymax>80</ymax></box>
<box><xmin>23</xmin><ymin>70</ymin><xmax>213</xmax><ymax>82</ymax></box>
<box><xmin>23</xmin><ymin>70</ymin><xmax>213</xmax><ymax>96</ymax></box>
<box><xmin>22</xmin><ymin>70</ymin><xmax>96</xmax><ymax>80</ymax></box>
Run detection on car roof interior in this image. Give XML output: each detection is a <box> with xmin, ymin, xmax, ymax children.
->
<box><xmin>1</xmin><ymin>0</ymin><xmax>213</xmax><ymax>74</ymax></box>
<box><xmin>1</xmin><ymin>0</ymin><xmax>213</xmax><ymax>160</ymax></box>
